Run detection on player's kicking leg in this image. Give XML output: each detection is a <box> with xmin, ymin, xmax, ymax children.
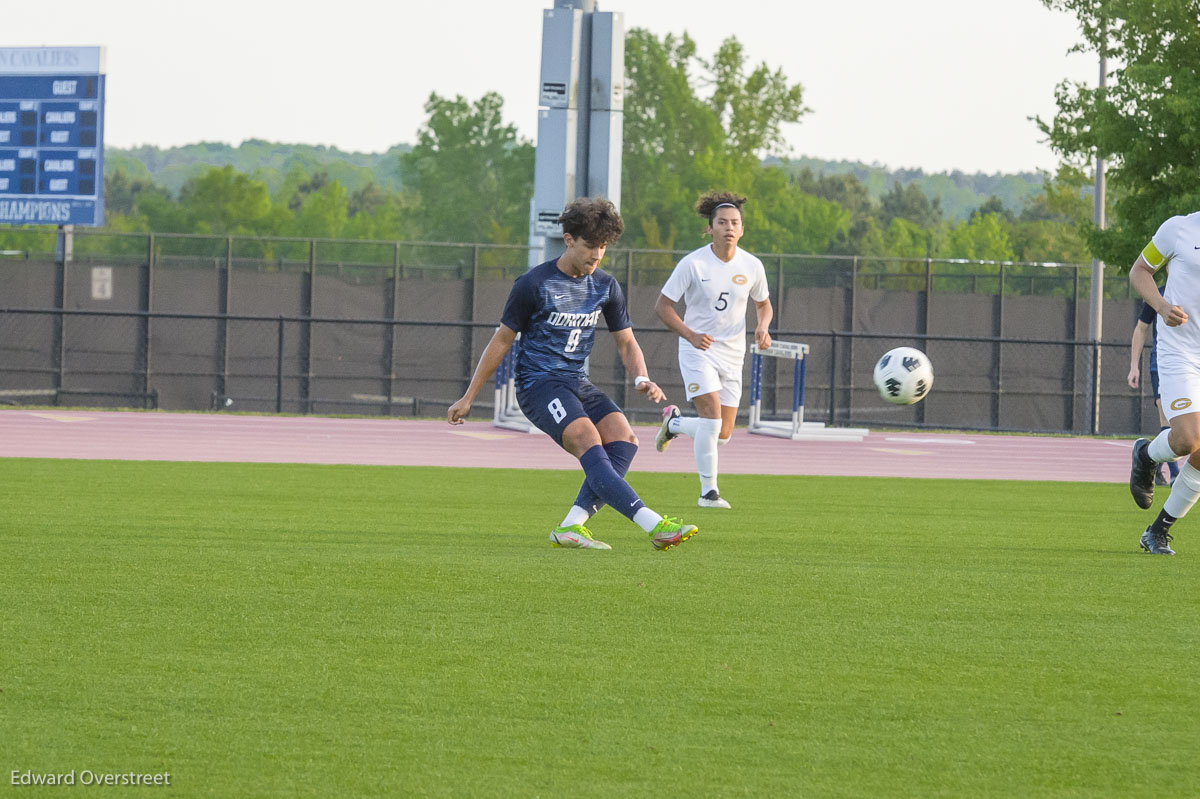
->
<box><xmin>522</xmin><ymin>381</ymin><xmax>698</xmax><ymax>550</ymax></box>
<box><xmin>570</xmin><ymin>411</ymin><xmax>697</xmax><ymax>549</ymax></box>
<box><xmin>1133</xmin><ymin>394</ymin><xmax>1200</xmax><ymax>554</ymax></box>
<box><xmin>658</xmin><ymin>390</ymin><xmax>733</xmax><ymax>509</ymax></box>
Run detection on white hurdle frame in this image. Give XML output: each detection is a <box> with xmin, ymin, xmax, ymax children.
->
<box><xmin>492</xmin><ymin>333</ymin><xmax>544</xmax><ymax>434</ymax></box>
<box><xmin>748</xmin><ymin>341</ymin><xmax>869</xmax><ymax>442</ymax></box>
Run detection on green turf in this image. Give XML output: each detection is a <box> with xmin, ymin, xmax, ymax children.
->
<box><xmin>3</xmin><ymin>458</ymin><xmax>1198</xmax><ymax>797</ymax></box>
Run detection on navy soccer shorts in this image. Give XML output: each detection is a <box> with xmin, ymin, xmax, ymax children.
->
<box><xmin>516</xmin><ymin>377</ymin><xmax>622</xmax><ymax>447</ymax></box>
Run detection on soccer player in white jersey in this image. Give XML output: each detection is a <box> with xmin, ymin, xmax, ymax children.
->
<box><xmin>653</xmin><ymin>191</ymin><xmax>773</xmax><ymax>509</ymax></box>
<box><xmin>1127</xmin><ymin>211</ymin><xmax>1200</xmax><ymax>555</ymax></box>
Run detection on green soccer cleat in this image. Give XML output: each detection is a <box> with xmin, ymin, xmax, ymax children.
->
<box><xmin>550</xmin><ymin>524</ymin><xmax>612</xmax><ymax>550</ymax></box>
<box><xmin>649</xmin><ymin>516</ymin><xmax>698</xmax><ymax>550</ymax></box>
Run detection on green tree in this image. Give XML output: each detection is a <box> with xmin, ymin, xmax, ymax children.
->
<box><xmin>1038</xmin><ymin>0</ymin><xmax>1200</xmax><ymax>269</ymax></box>
<box><xmin>176</xmin><ymin>165</ymin><xmax>279</xmax><ymax>235</ymax></box>
<box><xmin>399</xmin><ymin>92</ymin><xmax>533</xmax><ymax>243</ymax></box>
<box><xmin>285</xmin><ymin>170</ymin><xmax>330</xmax><ymax>213</ymax></box>
<box><xmin>937</xmin><ymin>214</ymin><xmax>1014</xmax><ymax>262</ymax></box>
<box><xmin>621</xmin><ymin>30</ymin><xmax>811</xmax><ymax>254</ymax></box>
<box><xmin>104</xmin><ymin>168</ymin><xmax>170</xmax><ymax>218</ymax></box>
<box><xmin>705</xmin><ymin>38</ymin><xmax>810</xmax><ymax>159</ymax></box>
<box><xmin>879</xmin><ymin>182</ymin><xmax>943</xmax><ymax>229</ymax></box>
<box><xmin>971</xmin><ymin>196</ymin><xmax>1014</xmax><ymax>223</ymax></box>
<box><xmin>1010</xmin><ymin>168</ymin><xmax>1092</xmax><ymax>263</ymax></box>
<box><xmin>621</xmin><ymin>31</ymin><xmax>725</xmax><ymax>254</ymax></box>
<box><xmin>289</xmin><ymin>180</ymin><xmax>349</xmax><ymax>239</ymax></box>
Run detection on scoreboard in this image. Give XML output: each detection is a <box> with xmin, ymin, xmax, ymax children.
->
<box><xmin>0</xmin><ymin>47</ymin><xmax>105</xmax><ymax>226</ymax></box>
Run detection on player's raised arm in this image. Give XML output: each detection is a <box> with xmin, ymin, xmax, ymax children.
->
<box><xmin>447</xmin><ymin>325</ymin><xmax>517</xmax><ymax>424</ymax></box>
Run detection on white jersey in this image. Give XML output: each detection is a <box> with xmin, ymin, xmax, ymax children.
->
<box><xmin>661</xmin><ymin>244</ymin><xmax>769</xmax><ymax>361</ymax></box>
<box><xmin>1143</xmin><ymin>212</ymin><xmax>1200</xmax><ymax>365</ymax></box>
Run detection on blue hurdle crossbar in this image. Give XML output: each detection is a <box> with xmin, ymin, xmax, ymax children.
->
<box><xmin>748</xmin><ymin>341</ymin><xmax>868</xmax><ymax>442</ymax></box>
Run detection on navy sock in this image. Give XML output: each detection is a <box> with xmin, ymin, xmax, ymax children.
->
<box><xmin>573</xmin><ymin>441</ymin><xmax>637</xmax><ymax>515</ymax></box>
<box><xmin>578</xmin><ymin>444</ymin><xmax>644</xmax><ymax>521</ymax></box>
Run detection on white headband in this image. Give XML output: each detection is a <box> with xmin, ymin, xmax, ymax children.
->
<box><xmin>714</xmin><ymin>202</ymin><xmax>737</xmax><ymax>210</ymax></box>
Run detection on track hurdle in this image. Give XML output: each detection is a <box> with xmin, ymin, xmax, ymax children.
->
<box><xmin>748</xmin><ymin>341</ymin><xmax>869</xmax><ymax>442</ymax></box>
<box><xmin>492</xmin><ymin>334</ymin><xmax>543</xmax><ymax>433</ymax></box>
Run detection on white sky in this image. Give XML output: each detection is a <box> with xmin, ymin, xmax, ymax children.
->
<box><xmin>6</xmin><ymin>0</ymin><xmax>1096</xmax><ymax>174</ymax></box>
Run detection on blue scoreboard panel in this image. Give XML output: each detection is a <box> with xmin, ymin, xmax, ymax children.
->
<box><xmin>0</xmin><ymin>47</ymin><xmax>105</xmax><ymax>226</ymax></box>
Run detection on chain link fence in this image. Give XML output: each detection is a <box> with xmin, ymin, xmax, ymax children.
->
<box><xmin>0</xmin><ymin>229</ymin><xmax>1157</xmax><ymax>435</ymax></box>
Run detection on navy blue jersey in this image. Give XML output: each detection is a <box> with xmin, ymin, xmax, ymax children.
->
<box><xmin>1138</xmin><ymin>285</ymin><xmax>1166</xmax><ymax>373</ymax></box>
<box><xmin>1138</xmin><ymin>287</ymin><xmax>1166</xmax><ymax>340</ymax></box>
<box><xmin>500</xmin><ymin>259</ymin><xmax>631</xmax><ymax>388</ymax></box>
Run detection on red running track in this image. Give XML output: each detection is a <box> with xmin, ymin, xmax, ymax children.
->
<box><xmin>0</xmin><ymin>409</ymin><xmax>1132</xmax><ymax>482</ymax></box>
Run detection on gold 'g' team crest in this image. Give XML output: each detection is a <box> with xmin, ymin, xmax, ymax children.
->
<box><xmin>732</xmin><ymin>274</ymin><xmax>748</xmax><ymax>285</ymax></box>
<box><xmin>1171</xmin><ymin>398</ymin><xmax>1193</xmax><ymax>411</ymax></box>
<box><xmin>688</xmin><ymin>382</ymin><xmax>700</xmax><ymax>393</ymax></box>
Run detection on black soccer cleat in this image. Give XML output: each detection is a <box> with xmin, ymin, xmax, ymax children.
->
<box><xmin>1140</xmin><ymin>526</ymin><xmax>1176</xmax><ymax>555</ymax></box>
<box><xmin>1155</xmin><ymin>465</ymin><xmax>1170</xmax><ymax>487</ymax></box>
<box><xmin>697</xmin><ymin>489</ymin><xmax>731</xmax><ymax>509</ymax></box>
<box><xmin>1129</xmin><ymin>438</ymin><xmax>1156</xmax><ymax>510</ymax></box>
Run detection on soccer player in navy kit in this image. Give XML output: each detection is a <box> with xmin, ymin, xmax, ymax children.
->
<box><xmin>1128</xmin><ymin>282</ymin><xmax>1179</xmax><ymax>486</ymax></box>
<box><xmin>447</xmin><ymin>197</ymin><xmax>698</xmax><ymax>551</ymax></box>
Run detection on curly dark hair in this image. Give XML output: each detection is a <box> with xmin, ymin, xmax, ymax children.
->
<box><xmin>557</xmin><ymin>197</ymin><xmax>625</xmax><ymax>245</ymax></box>
<box><xmin>696</xmin><ymin>191</ymin><xmax>747</xmax><ymax>223</ymax></box>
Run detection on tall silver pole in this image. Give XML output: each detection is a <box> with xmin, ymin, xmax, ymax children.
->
<box><xmin>1088</xmin><ymin>46</ymin><xmax>1107</xmax><ymax>434</ymax></box>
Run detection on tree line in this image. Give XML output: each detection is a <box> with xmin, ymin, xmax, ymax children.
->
<box><xmin>12</xmin><ymin>7</ymin><xmax>1188</xmax><ymax>271</ymax></box>
<box><xmin>94</xmin><ymin>25</ymin><xmax>1092</xmax><ymax>265</ymax></box>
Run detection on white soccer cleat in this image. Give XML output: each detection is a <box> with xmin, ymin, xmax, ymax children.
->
<box><xmin>549</xmin><ymin>525</ymin><xmax>612</xmax><ymax>550</ymax></box>
<box><xmin>697</xmin><ymin>489</ymin><xmax>731</xmax><ymax>509</ymax></box>
<box><xmin>655</xmin><ymin>405</ymin><xmax>681</xmax><ymax>452</ymax></box>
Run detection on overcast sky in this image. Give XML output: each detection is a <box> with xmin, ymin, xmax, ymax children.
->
<box><xmin>5</xmin><ymin>0</ymin><xmax>1096</xmax><ymax>174</ymax></box>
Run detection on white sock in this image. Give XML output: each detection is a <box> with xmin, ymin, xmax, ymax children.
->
<box><xmin>1165</xmin><ymin>462</ymin><xmax>1200</xmax><ymax>518</ymax></box>
<box><xmin>1148</xmin><ymin>429</ymin><xmax>1184</xmax><ymax>462</ymax></box>
<box><xmin>633</xmin><ymin>507</ymin><xmax>664</xmax><ymax>533</ymax></box>
<box><xmin>694</xmin><ymin>417</ymin><xmax>722</xmax><ymax>495</ymax></box>
<box><xmin>671</xmin><ymin>416</ymin><xmax>702</xmax><ymax>437</ymax></box>
<box><xmin>561</xmin><ymin>505</ymin><xmax>590</xmax><ymax>527</ymax></box>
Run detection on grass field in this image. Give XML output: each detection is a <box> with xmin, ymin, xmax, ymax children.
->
<box><xmin>3</xmin><ymin>457</ymin><xmax>1199</xmax><ymax>797</ymax></box>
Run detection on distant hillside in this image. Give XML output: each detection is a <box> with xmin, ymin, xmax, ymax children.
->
<box><xmin>105</xmin><ymin>142</ymin><xmax>1046</xmax><ymax>220</ymax></box>
<box><xmin>771</xmin><ymin>156</ymin><xmax>1048</xmax><ymax>221</ymax></box>
<box><xmin>104</xmin><ymin>140</ymin><xmax>411</xmax><ymax>198</ymax></box>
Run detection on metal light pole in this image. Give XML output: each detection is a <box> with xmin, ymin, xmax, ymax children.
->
<box><xmin>529</xmin><ymin>0</ymin><xmax>624</xmax><ymax>265</ymax></box>
<box><xmin>1088</xmin><ymin>45</ymin><xmax>1107</xmax><ymax>434</ymax></box>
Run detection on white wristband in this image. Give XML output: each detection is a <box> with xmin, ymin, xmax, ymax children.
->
<box><xmin>633</xmin><ymin>376</ymin><xmax>649</xmax><ymax>388</ymax></box>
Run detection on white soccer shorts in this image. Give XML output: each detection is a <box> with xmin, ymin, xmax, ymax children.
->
<box><xmin>1156</xmin><ymin>356</ymin><xmax>1200</xmax><ymax>420</ymax></box>
<box><xmin>677</xmin><ymin>342</ymin><xmax>744</xmax><ymax>405</ymax></box>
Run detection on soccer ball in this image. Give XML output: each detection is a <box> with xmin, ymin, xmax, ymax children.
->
<box><xmin>873</xmin><ymin>347</ymin><xmax>934</xmax><ymax>405</ymax></box>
